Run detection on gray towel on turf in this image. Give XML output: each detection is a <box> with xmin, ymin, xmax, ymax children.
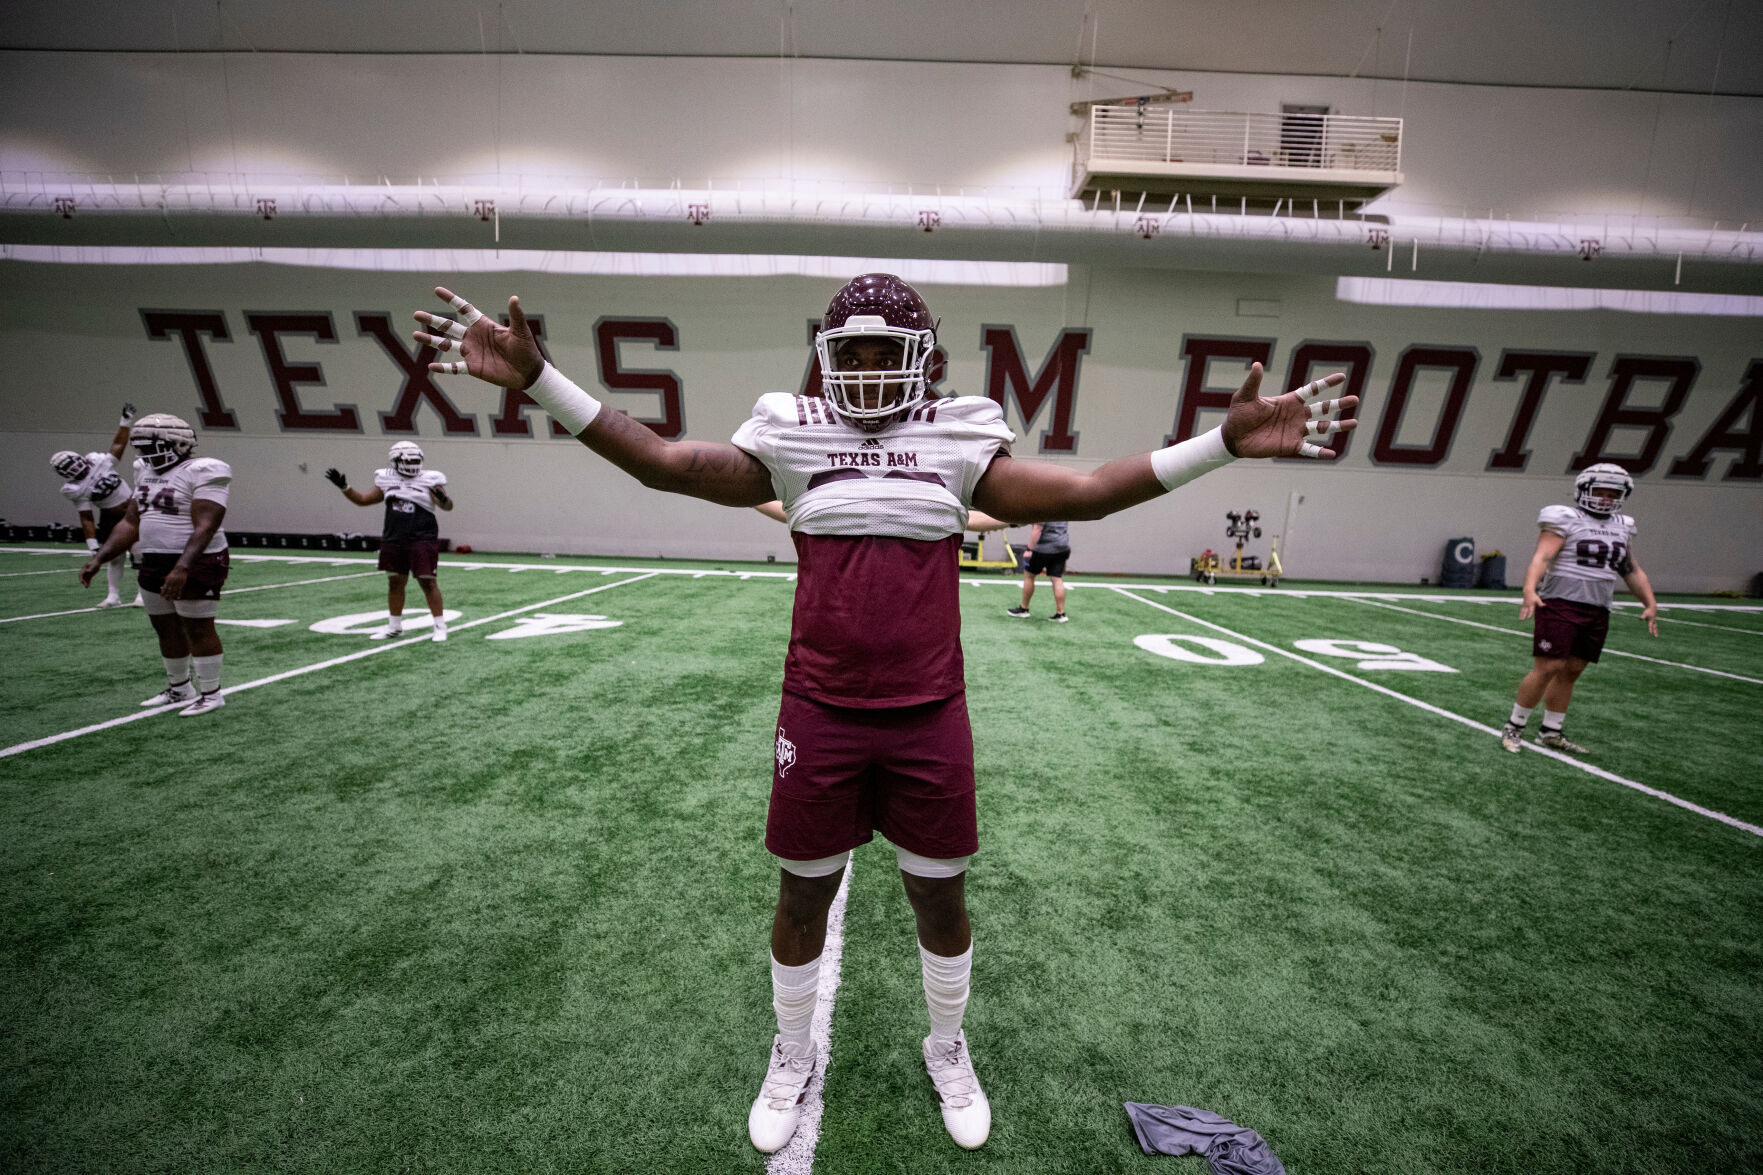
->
<box><xmin>1123</xmin><ymin>1103</ymin><xmax>1287</xmax><ymax>1175</ymax></box>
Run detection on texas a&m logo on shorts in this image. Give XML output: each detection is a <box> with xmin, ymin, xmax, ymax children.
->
<box><xmin>775</xmin><ymin>727</ymin><xmax>797</xmax><ymax>777</ymax></box>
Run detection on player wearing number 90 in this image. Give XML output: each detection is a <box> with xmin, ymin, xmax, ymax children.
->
<box><xmin>50</xmin><ymin>401</ymin><xmax>142</xmax><ymax>607</ymax></box>
<box><xmin>79</xmin><ymin>413</ymin><xmax>234</xmax><ymax>717</ymax></box>
<box><xmin>1500</xmin><ymin>463</ymin><xmax>1659</xmax><ymax>755</ymax></box>
<box><xmin>324</xmin><ymin>442</ymin><xmax>454</xmax><ymax>642</ymax></box>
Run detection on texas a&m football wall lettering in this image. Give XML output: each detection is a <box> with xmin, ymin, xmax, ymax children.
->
<box><xmin>3</xmin><ymin>262</ymin><xmax>1757</xmax><ymax>590</ymax></box>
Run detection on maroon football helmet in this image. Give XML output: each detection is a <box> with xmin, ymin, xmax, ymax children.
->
<box><xmin>814</xmin><ymin>273</ymin><xmax>936</xmax><ymax>431</ymax></box>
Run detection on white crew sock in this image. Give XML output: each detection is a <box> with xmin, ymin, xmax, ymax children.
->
<box><xmin>162</xmin><ymin>656</ymin><xmax>191</xmax><ymax>688</ymax></box>
<box><xmin>1508</xmin><ymin>703</ymin><xmax>1534</xmax><ymax>728</ymax></box>
<box><xmin>192</xmin><ymin>654</ymin><xmax>223</xmax><ymax>695</ymax></box>
<box><xmin>920</xmin><ymin>942</ymin><xmax>972</xmax><ymax>1048</ymax></box>
<box><xmin>1542</xmin><ymin>708</ymin><xmax>1568</xmax><ymax>732</ymax></box>
<box><xmin>384</xmin><ymin>614</ymin><xmax>404</xmax><ymax>631</ymax></box>
<box><xmin>771</xmin><ymin>954</ymin><xmax>821</xmax><ymax>1059</ymax></box>
<box><xmin>104</xmin><ymin>561</ymin><xmax>124</xmax><ymax>599</ymax></box>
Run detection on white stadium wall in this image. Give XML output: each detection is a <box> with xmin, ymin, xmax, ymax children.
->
<box><xmin>3</xmin><ymin>52</ymin><xmax>1760</xmax><ymax>220</ymax></box>
<box><xmin>2</xmin><ymin>51</ymin><xmax>1758</xmax><ymax>591</ymax></box>
<box><xmin>1</xmin><ymin>260</ymin><xmax>1756</xmax><ymax>592</ymax></box>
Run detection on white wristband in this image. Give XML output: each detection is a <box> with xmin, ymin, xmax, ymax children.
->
<box><xmin>527</xmin><ymin>362</ymin><xmax>604</xmax><ymax>435</ymax></box>
<box><xmin>86</xmin><ymin>536</ymin><xmax>100</xmax><ymax>551</ymax></box>
<box><xmin>1150</xmin><ymin>427</ymin><xmax>1235</xmax><ymax>491</ymax></box>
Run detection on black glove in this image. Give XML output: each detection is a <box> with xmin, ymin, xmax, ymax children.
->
<box><xmin>324</xmin><ymin>467</ymin><xmax>348</xmax><ymax>489</ymax></box>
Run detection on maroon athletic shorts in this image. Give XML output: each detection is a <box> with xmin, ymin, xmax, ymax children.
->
<box><xmin>136</xmin><ymin>550</ymin><xmax>230</xmax><ymax>599</ymax></box>
<box><xmin>379</xmin><ymin>540</ymin><xmax>440</xmax><ymax>577</ymax></box>
<box><xmin>1532</xmin><ymin>597</ymin><xmax>1610</xmax><ymax>662</ymax></box>
<box><xmin>766</xmin><ymin>690</ymin><xmax>978</xmax><ymax>863</ymax></box>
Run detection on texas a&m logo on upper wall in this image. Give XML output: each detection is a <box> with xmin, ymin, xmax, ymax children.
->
<box><xmin>139</xmin><ymin>308</ymin><xmax>1761</xmax><ymax>482</ymax></box>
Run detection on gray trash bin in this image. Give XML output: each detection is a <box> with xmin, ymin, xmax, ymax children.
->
<box><xmin>1441</xmin><ymin>537</ymin><xmax>1477</xmax><ymax>588</ymax></box>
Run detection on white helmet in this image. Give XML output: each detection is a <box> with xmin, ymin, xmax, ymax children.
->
<box><xmin>131</xmin><ymin>414</ymin><xmax>197</xmax><ymax>472</ymax></box>
<box><xmin>1574</xmin><ymin>462</ymin><xmax>1633</xmax><ymax>517</ymax></box>
<box><xmin>389</xmin><ymin>440</ymin><xmax>424</xmax><ymax>476</ymax></box>
<box><xmin>50</xmin><ymin>450</ymin><xmax>91</xmax><ymax>481</ymax></box>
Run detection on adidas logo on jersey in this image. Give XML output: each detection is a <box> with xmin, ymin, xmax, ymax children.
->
<box><xmin>860</xmin><ymin>438</ymin><xmax>883</xmax><ymax>448</ymax></box>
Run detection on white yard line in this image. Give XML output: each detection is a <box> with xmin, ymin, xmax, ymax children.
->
<box><xmin>4</xmin><ymin>546</ymin><xmax>800</xmax><ymax>579</ymax></box>
<box><xmin>766</xmin><ymin>857</ymin><xmax>856</xmax><ymax>1175</ymax></box>
<box><xmin>0</xmin><ymin>570</ymin><xmax>386</xmax><ymax>624</ymax></box>
<box><xmin>0</xmin><ymin>567</ymin><xmax>89</xmax><ymax>578</ymax></box>
<box><xmin>0</xmin><ymin>605</ymin><xmax>117</xmax><ymax>623</ymax></box>
<box><xmin>0</xmin><ymin>573</ymin><xmax>658</xmax><ymax>759</ymax></box>
<box><xmin>1645</xmin><ymin>616</ymin><xmax>1763</xmax><ymax>637</ymax></box>
<box><xmin>1342</xmin><ymin>596</ymin><xmax>1762</xmax><ymax>685</ymax></box>
<box><xmin>1113</xmin><ymin>587</ymin><xmax>1763</xmax><ymax>840</ymax></box>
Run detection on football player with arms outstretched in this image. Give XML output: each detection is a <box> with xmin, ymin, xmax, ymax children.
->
<box><xmin>324</xmin><ymin>442</ymin><xmax>454</xmax><ymax>642</ymax></box>
<box><xmin>49</xmin><ymin>401</ymin><xmax>142</xmax><ymax>607</ymax></box>
<box><xmin>1499</xmin><ymin>463</ymin><xmax>1659</xmax><ymax>754</ymax></box>
<box><xmin>414</xmin><ymin>274</ymin><xmax>1357</xmax><ymax>1153</ymax></box>
<box><xmin>80</xmin><ymin>414</ymin><xmax>234</xmax><ymax>716</ymax></box>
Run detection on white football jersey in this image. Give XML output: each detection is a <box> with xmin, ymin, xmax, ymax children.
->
<box><xmin>731</xmin><ymin>395</ymin><xmax>1014</xmax><ymax>540</ymax></box>
<box><xmin>58</xmin><ymin>451</ymin><xmax>132</xmax><ymax>512</ymax></box>
<box><xmin>133</xmin><ymin>456</ymin><xmax>232</xmax><ymax>554</ymax></box>
<box><xmin>1537</xmin><ymin>503</ymin><xmax>1637</xmax><ymax>609</ymax></box>
<box><xmin>372</xmin><ymin>466</ymin><xmax>447</xmax><ymax>506</ymax></box>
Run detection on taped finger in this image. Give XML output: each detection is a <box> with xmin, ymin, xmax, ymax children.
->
<box><xmin>1304</xmin><ymin>419</ymin><xmax>1344</xmax><ymax>439</ymax></box>
<box><xmin>424</xmin><ymin>315</ymin><xmax>467</xmax><ymax>341</ymax></box>
<box><xmin>1297</xmin><ymin>441</ymin><xmax>1329</xmax><ymax>458</ymax></box>
<box><xmin>433</xmin><ymin>359</ymin><xmax>469</xmax><ymax>375</ymax></box>
<box><xmin>1294</xmin><ymin>377</ymin><xmax>1332</xmax><ymax>404</ymax></box>
<box><xmin>1306</xmin><ymin>397</ymin><xmax>1343</xmax><ymax>420</ymax></box>
<box><xmin>448</xmin><ymin>294</ymin><xmax>485</xmax><ymax>326</ymax></box>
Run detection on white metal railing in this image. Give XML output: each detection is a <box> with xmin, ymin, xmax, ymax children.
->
<box><xmin>1076</xmin><ymin>106</ymin><xmax>1403</xmax><ymax>177</ymax></box>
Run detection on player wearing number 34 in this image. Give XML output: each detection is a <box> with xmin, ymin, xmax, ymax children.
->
<box><xmin>80</xmin><ymin>414</ymin><xmax>234</xmax><ymax>717</ymax></box>
<box><xmin>1499</xmin><ymin>463</ymin><xmax>1659</xmax><ymax>755</ymax></box>
<box><xmin>413</xmin><ymin>275</ymin><xmax>1357</xmax><ymax>1154</ymax></box>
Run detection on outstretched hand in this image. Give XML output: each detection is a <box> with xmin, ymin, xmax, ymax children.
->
<box><xmin>324</xmin><ymin>467</ymin><xmax>348</xmax><ymax>489</ymax></box>
<box><xmin>414</xmin><ymin>288</ymin><xmax>545</xmax><ymax>391</ymax></box>
<box><xmin>1220</xmin><ymin>364</ymin><xmax>1358</xmax><ymax>460</ymax></box>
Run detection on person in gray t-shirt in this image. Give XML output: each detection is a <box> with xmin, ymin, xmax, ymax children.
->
<box><xmin>1005</xmin><ymin>521</ymin><xmax>1071</xmax><ymax>622</ymax></box>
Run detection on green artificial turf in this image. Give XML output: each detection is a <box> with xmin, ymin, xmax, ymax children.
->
<box><xmin>2</xmin><ymin>546</ymin><xmax>1758</xmax><ymax>1173</ymax></box>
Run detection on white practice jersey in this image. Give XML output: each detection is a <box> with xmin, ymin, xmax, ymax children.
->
<box><xmin>373</xmin><ymin>466</ymin><xmax>448</xmax><ymax>507</ymax></box>
<box><xmin>133</xmin><ymin>456</ymin><xmax>232</xmax><ymax>554</ymax></box>
<box><xmin>731</xmin><ymin>394</ymin><xmax>1014</xmax><ymax>540</ymax></box>
<box><xmin>58</xmin><ymin>451</ymin><xmax>132</xmax><ymax>512</ymax></box>
<box><xmin>1536</xmin><ymin>503</ymin><xmax>1637</xmax><ymax>610</ymax></box>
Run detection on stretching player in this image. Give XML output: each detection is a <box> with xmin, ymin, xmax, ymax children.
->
<box><xmin>325</xmin><ymin>442</ymin><xmax>454</xmax><ymax>641</ymax></box>
<box><xmin>414</xmin><ymin>275</ymin><xmax>1355</xmax><ymax>1153</ymax></box>
<box><xmin>49</xmin><ymin>401</ymin><xmax>141</xmax><ymax>607</ymax></box>
<box><xmin>80</xmin><ymin>414</ymin><xmax>234</xmax><ymax>716</ymax></box>
<box><xmin>1500</xmin><ymin>463</ymin><xmax>1659</xmax><ymax>753</ymax></box>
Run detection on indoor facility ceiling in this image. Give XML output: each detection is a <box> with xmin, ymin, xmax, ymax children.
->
<box><xmin>2</xmin><ymin>0</ymin><xmax>1758</xmax><ymax>97</ymax></box>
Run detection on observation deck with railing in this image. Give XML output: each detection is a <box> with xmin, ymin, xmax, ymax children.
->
<box><xmin>1071</xmin><ymin>105</ymin><xmax>1404</xmax><ymax>206</ymax></box>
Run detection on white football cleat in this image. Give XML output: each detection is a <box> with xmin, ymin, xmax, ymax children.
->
<box><xmin>130</xmin><ymin>594</ymin><xmax>145</xmax><ymax>607</ymax></box>
<box><xmin>179</xmin><ymin>690</ymin><xmax>226</xmax><ymax>717</ymax></box>
<box><xmin>97</xmin><ymin>596</ymin><xmax>124</xmax><ymax>608</ymax></box>
<box><xmin>367</xmin><ymin>623</ymin><xmax>405</xmax><ymax>640</ymax></box>
<box><xmin>923</xmin><ymin>1033</ymin><xmax>991</xmax><ymax>1149</ymax></box>
<box><xmin>431</xmin><ymin>621</ymin><xmax>448</xmax><ymax>643</ymax></box>
<box><xmin>748</xmin><ymin>1035</ymin><xmax>816</xmax><ymax>1153</ymax></box>
<box><xmin>141</xmin><ymin>681</ymin><xmax>197</xmax><ymax>707</ymax></box>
